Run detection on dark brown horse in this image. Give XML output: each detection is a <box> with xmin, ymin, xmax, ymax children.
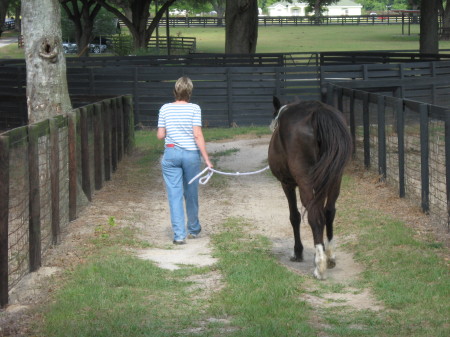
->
<box><xmin>268</xmin><ymin>97</ymin><xmax>352</xmax><ymax>280</ymax></box>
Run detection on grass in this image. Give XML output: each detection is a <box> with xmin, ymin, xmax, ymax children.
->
<box><xmin>3</xmin><ymin>25</ymin><xmax>450</xmax><ymax>59</ymax></box>
<box><xmin>33</xmin><ymin>128</ymin><xmax>449</xmax><ymax>337</ymax></box>
<box><xmin>170</xmin><ymin>25</ymin><xmax>450</xmax><ymax>53</ymax></box>
<box><xmin>322</xmin><ymin>175</ymin><xmax>450</xmax><ymax>337</ymax></box>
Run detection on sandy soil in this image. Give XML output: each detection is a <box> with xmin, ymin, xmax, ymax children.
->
<box><xmin>1</xmin><ymin>135</ymin><xmax>448</xmax><ymax>336</ymax></box>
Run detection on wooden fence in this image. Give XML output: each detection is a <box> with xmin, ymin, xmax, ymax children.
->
<box><xmin>128</xmin><ymin>15</ymin><xmax>416</xmax><ymax>28</ymax></box>
<box><xmin>324</xmin><ymin>82</ymin><xmax>450</xmax><ymax>229</ymax></box>
<box><xmin>3</xmin><ymin>53</ymin><xmax>450</xmax><ymax>131</ymax></box>
<box><xmin>0</xmin><ymin>95</ymin><xmax>134</xmax><ymax>308</ymax></box>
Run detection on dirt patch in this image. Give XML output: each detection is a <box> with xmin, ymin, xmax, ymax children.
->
<box><xmin>1</xmin><ymin>135</ymin><xmax>448</xmax><ymax>335</ymax></box>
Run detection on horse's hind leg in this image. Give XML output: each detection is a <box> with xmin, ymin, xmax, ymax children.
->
<box><xmin>282</xmin><ymin>183</ymin><xmax>303</xmax><ymax>262</ymax></box>
<box><xmin>307</xmin><ymin>202</ymin><xmax>327</xmax><ymax>280</ymax></box>
<box><xmin>324</xmin><ymin>205</ymin><xmax>336</xmax><ymax>269</ymax></box>
<box><xmin>324</xmin><ymin>181</ymin><xmax>342</xmax><ymax>269</ymax></box>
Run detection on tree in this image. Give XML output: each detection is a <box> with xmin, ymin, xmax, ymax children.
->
<box><xmin>22</xmin><ymin>0</ymin><xmax>72</xmax><ymax>124</ymax></box>
<box><xmin>307</xmin><ymin>0</ymin><xmax>339</xmax><ymax>17</ymax></box>
<box><xmin>439</xmin><ymin>0</ymin><xmax>450</xmax><ymax>39</ymax></box>
<box><xmin>420</xmin><ymin>0</ymin><xmax>439</xmax><ymax>54</ymax></box>
<box><xmin>60</xmin><ymin>0</ymin><xmax>103</xmax><ymax>56</ymax></box>
<box><xmin>225</xmin><ymin>0</ymin><xmax>258</xmax><ymax>53</ymax></box>
<box><xmin>0</xmin><ymin>0</ymin><xmax>10</xmax><ymax>37</ymax></box>
<box><xmin>95</xmin><ymin>0</ymin><xmax>177</xmax><ymax>50</ymax></box>
<box><xmin>8</xmin><ymin>0</ymin><xmax>20</xmax><ymax>32</ymax></box>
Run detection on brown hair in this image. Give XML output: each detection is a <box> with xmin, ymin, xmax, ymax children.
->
<box><xmin>173</xmin><ymin>76</ymin><xmax>193</xmax><ymax>101</ymax></box>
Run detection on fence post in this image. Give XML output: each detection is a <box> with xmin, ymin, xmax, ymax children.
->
<box><xmin>111</xmin><ymin>99</ymin><xmax>118</xmax><ymax>172</ymax></box>
<box><xmin>326</xmin><ymin>83</ymin><xmax>334</xmax><ymax>106</ymax></box>
<box><xmin>445</xmin><ymin>110</ymin><xmax>450</xmax><ymax>229</ymax></box>
<box><xmin>122</xmin><ymin>95</ymin><xmax>135</xmax><ymax>154</ymax></box>
<box><xmin>93</xmin><ymin>103</ymin><xmax>103</xmax><ymax>190</ymax></box>
<box><xmin>80</xmin><ymin>107</ymin><xmax>92</xmax><ymax>202</ymax></box>
<box><xmin>49</xmin><ymin>118</ymin><xmax>60</xmax><ymax>244</ymax></box>
<box><xmin>28</xmin><ymin>124</ymin><xmax>41</xmax><ymax>272</ymax></box>
<box><xmin>349</xmin><ymin>90</ymin><xmax>356</xmax><ymax>155</ymax></box>
<box><xmin>132</xmin><ymin>68</ymin><xmax>140</xmax><ymax>127</ymax></box>
<box><xmin>116</xmin><ymin>97</ymin><xmax>124</xmax><ymax>162</ymax></box>
<box><xmin>396</xmin><ymin>99</ymin><xmax>406</xmax><ymax>198</ymax></box>
<box><xmin>0</xmin><ymin>135</ymin><xmax>10</xmax><ymax>308</ymax></box>
<box><xmin>362</xmin><ymin>92</ymin><xmax>370</xmax><ymax>169</ymax></box>
<box><xmin>377</xmin><ymin>95</ymin><xmax>386</xmax><ymax>181</ymax></box>
<box><xmin>68</xmin><ymin>111</ymin><xmax>77</xmax><ymax>221</ymax></box>
<box><xmin>419</xmin><ymin>104</ymin><xmax>430</xmax><ymax>213</ymax></box>
<box><xmin>227</xmin><ymin>68</ymin><xmax>234</xmax><ymax>126</ymax></box>
<box><xmin>337</xmin><ymin>87</ymin><xmax>343</xmax><ymax>112</ymax></box>
<box><xmin>102</xmin><ymin>100</ymin><xmax>111</xmax><ymax>181</ymax></box>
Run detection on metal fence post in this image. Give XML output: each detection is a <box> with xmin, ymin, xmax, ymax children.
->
<box><xmin>396</xmin><ymin>99</ymin><xmax>405</xmax><ymax>198</ymax></box>
<box><xmin>362</xmin><ymin>92</ymin><xmax>370</xmax><ymax>169</ymax></box>
<box><xmin>419</xmin><ymin>104</ymin><xmax>430</xmax><ymax>213</ymax></box>
<box><xmin>0</xmin><ymin>135</ymin><xmax>10</xmax><ymax>308</ymax></box>
<box><xmin>377</xmin><ymin>95</ymin><xmax>386</xmax><ymax>180</ymax></box>
<box><xmin>28</xmin><ymin>124</ymin><xmax>41</xmax><ymax>272</ymax></box>
<box><xmin>49</xmin><ymin>118</ymin><xmax>60</xmax><ymax>244</ymax></box>
<box><xmin>68</xmin><ymin>111</ymin><xmax>78</xmax><ymax>221</ymax></box>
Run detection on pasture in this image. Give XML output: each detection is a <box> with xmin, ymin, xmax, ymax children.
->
<box><xmin>5</xmin><ymin>129</ymin><xmax>445</xmax><ymax>337</ymax></box>
<box><xmin>2</xmin><ymin>25</ymin><xmax>450</xmax><ymax>59</ymax></box>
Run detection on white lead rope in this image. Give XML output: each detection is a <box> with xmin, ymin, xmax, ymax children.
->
<box><xmin>189</xmin><ymin>165</ymin><xmax>271</xmax><ymax>185</ymax></box>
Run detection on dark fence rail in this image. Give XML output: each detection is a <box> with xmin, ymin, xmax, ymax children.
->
<box><xmin>324</xmin><ymin>82</ymin><xmax>449</xmax><ymax>229</ymax></box>
<box><xmin>2</xmin><ymin>53</ymin><xmax>450</xmax><ymax>131</ymax></box>
<box><xmin>122</xmin><ymin>15</ymin><xmax>418</xmax><ymax>28</ymax></box>
<box><xmin>0</xmin><ymin>95</ymin><xmax>134</xmax><ymax>308</ymax></box>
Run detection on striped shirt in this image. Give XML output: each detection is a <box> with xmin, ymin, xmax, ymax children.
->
<box><xmin>158</xmin><ymin>102</ymin><xmax>202</xmax><ymax>151</ymax></box>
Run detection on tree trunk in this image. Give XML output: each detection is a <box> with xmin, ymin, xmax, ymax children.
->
<box><xmin>225</xmin><ymin>0</ymin><xmax>258</xmax><ymax>54</ymax></box>
<box><xmin>0</xmin><ymin>0</ymin><xmax>10</xmax><ymax>38</ymax></box>
<box><xmin>96</xmin><ymin>0</ymin><xmax>176</xmax><ymax>51</ymax></box>
<box><xmin>440</xmin><ymin>0</ymin><xmax>450</xmax><ymax>40</ymax></box>
<box><xmin>420</xmin><ymin>0</ymin><xmax>439</xmax><ymax>54</ymax></box>
<box><xmin>61</xmin><ymin>0</ymin><xmax>102</xmax><ymax>57</ymax></box>
<box><xmin>22</xmin><ymin>0</ymin><xmax>72</xmax><ymax>124</ymax></box>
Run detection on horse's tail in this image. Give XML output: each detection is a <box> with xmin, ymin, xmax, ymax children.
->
<box><xmin>310</xmin><ymin>103</ymin><xmax>353</xmax><ymax>204</ymax></box>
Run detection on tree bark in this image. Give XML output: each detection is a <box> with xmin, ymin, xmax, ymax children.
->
<box><xmin>225</xmin><ymin>0</ymin><xmax>258</xmax><ymax>54</ymax></box>
<box><xmin>420</xmin><ymin>0</ymin><xmax>439</xmax><ymax>54</ymax></box>
<box><xmin>22</xmin><ymin>0</ymin><xmax>72</xmax><ymax>124</ymax></box>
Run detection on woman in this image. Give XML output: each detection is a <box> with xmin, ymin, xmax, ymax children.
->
<box><xmin>157</xmin><ymin>76</ymin><xmax>213</xmax><ymax>244</ymax></box>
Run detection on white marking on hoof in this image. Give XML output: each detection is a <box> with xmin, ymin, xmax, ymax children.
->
<box><xmin>325</xmin><ymin>239</ymin><xmax>336</xmax><ymax>269</ymax></box>
<box><xmin>313</xmin><ymin>244</ymin><xmax>327</xmax><ymax>280</ymax></box>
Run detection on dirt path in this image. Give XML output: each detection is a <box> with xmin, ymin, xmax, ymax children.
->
<box><xmin>136</xmin><ymin>135</ymin><xmax>383</xmax><ymax>311</ymax></box>
<box><xmin>2</xmin><ymin>135</ymin><xmax>447</xmax><ymax>335</ymax></box>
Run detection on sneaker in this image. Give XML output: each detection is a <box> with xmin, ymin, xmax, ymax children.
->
<box><xmin>173</xmin><ymin>239</ymin><xmax>186</xmax><ymax>245</ymax></box>
<box><xmin>187</xmin><ymin>233</ymin><xmax>199</xmax><ymax>239</ymax></box>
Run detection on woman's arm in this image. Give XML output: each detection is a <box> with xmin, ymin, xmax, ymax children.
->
<box><xmin>157</xmin><ymin>127</ymin><xmax>166</xmax><ymax>140</ymax></box>
<box><xmin>193</xmin><ymin>126</ymin><xmax>213</xmax><ymax>168</ymax></box>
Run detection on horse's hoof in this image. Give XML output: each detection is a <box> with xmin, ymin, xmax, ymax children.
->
<box><xmin>327</xmin><ymin>259</ymin><xmax>336</xmax><ymax>269</ymax></box>
<box><xmin>290</xmin><ymin>255</ymin><xmax>303</xmax><ymax>262</ymax></box>
<box><xmin>313</xmin><ymin>269</ymin><xmax>326</xmax><ymax>280</ymax></box>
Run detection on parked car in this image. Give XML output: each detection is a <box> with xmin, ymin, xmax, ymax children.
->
<box><xmin>3</xmin><ymin>18</ymin><xmax>15</xmax><ymax>30</ymax></box>
<box><xmin>89</xmin><ymin>36</ymin><xmax>111</xmax><ymax>53</ymax></box>
<box><xmin>62</xmin><ymin>42</ymin><xmax>78</xmax><ymax>54</ymax></box>
<box><xmin>89</xmin><ymin>43</ymin><xmax>107</xmax><ymax>54</ymax></box>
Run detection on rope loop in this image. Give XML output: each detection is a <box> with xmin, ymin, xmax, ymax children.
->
<box><xmin>189</xmin><ymin>165</ymin><xmax>270</xmax><ymax>185</ymax></box>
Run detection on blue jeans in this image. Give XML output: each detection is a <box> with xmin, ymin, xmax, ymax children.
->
<box><xmin>161</xmin><ymin>146</ymin><xmax>202</xmax><ymax>241</ymax></box>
